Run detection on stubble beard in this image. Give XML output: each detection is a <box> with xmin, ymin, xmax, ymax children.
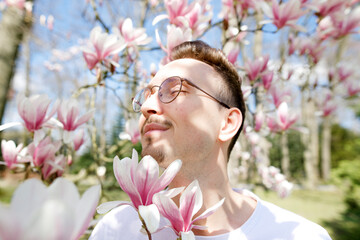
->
<box><xmin>141</xmin><ymin>137</ymin><xmax>166</xmax><ymax>164</ymax></box>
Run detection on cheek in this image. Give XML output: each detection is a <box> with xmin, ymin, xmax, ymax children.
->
<box><xmin>139</xmin><ymin>116</ymin><xmax>146</xmax><ymax>133</ymax></box>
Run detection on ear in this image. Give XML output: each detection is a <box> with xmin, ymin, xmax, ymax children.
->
<box><xmin>218</xmin><ymin>108</ymin><xmax>242</xmax><ymax>142</ymax></box>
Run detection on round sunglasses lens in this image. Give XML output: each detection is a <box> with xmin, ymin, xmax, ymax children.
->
<box><xmin>132</xmin><ymin>88</ymin><xmax>148</xmax><ymax>112</ymax></box>
<box><xmin>159</xmin><ymin>77</ymin><xmax>181</xmax><ymax>103</ymax></box>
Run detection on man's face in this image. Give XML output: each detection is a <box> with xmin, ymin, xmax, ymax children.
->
<box><xmin>138</xmin><ymin>59</ymin><xmax>227</xmax><ymax>168</ymax></box>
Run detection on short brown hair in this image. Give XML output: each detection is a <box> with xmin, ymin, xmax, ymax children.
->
<box><xmin>170</xmin><ymin>40</ymin><xmax>246</xmax><ymax>158</ymax></box>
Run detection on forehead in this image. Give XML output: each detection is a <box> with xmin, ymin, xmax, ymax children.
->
<box><xmin>150</xmin><ymin>59</ymin><xmax>220</xmax><ymax>88</ymax></box>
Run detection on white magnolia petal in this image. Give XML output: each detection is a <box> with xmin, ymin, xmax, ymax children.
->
<box><xmin>47</xmin><ymin>178</ymin><xmax>80</xmax><ymax>206</ymax></box>
<box><xmin>134</xmin><ymin>156</ymin><xmax>159</xmax><ymax>196</ymax></box>
<box><xmin>162</xmin><ymin>187</ymin><xmax>185</xmax><ymax>199</ymax></box>
<box><xmin>180</xmin><ymin>180</ymin><xmax>202</xmax><ymax>218</ymax></box>
<box><xmin>119</xmin><ymin>132</ymin><xmax>131</xmax><ymax>140</ymax></box>
<box><xmin>181</xmin><ymin>231</ymin><xmax>196</xmax><ymax>240</ymax></box>
<box><xmin>34</xmin><ymin>129</ymin><xmax>46</xmax><ymax>146</ymax></box>
<box><xmin>11</xmin><ymin>178</ymin><xmax>47</xmax><ymax>220</ymax></box>
<box><xmin>157</xmin><ymin>159</ymin><xmax>182</xmax><ymax>188</ymax></box>
<box><xmin>27</xmin><ymin>199</ymin><xmax>74</xmax><ymax>240</ymax></box>
<box><xmin>152</xmin><ymin>14</ymin><xmax>168</xmax><ymax>26</ymax></box>
<box><xmin>193</xmin><ymin>198</ymin><xmax>225</xmax><ymax>223</ymax></box>
<box><xmin>96</xmin><ymin>200</ymin><xmax>133</xmax><ymax>214</ymax></box>
<box><xmin>71</xmin><ymin>184</ymin><xmax>101</xmax><ymax>240</ymax></box>
<box><xmin>0</xmin><ymin>122</ymin><xmax>21</xmax><ymax>131</ymax></box>
<box><xmin>138</xmin><ymin>204</ymin><xmax>160</xmax><ymax>233</ymax></box>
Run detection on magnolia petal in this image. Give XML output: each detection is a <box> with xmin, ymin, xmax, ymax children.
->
<box><xmin>181</xmin><ymin>231</ymin><xmax>196</xmax><ymax>240</ymax></box>
<box><xmin>134</xmin><ymin>155</ymin><xmax>159</xmax><ymax>204</ymax></box>
<box><xmin>161</xmin><ymin>187</ymin><xmax>185</xmax><ymax>199</ymax></box>
<box><xmin>152</xmin><ymin>193</ymin><xmax>183</xmax><ymax>232</ymax></box>
<box><xmin>152</xmin><ymin>14</ymin><xmax>168</xmax><ymax>26</ymax></box>
<box><xmin>157</xmin><ymin>159</ymin><xmax>182</xmax><ymax>190</ymax></box>
<box><xmin>63</xmin><ymin>130</ymin><xmax>75</xmax><ymax>144</ymax></box>
<box><xmin>138</xmin><ymin>204</ymin><xmax>160</xmax><ymax>233</ymax></box>
<box><xmin>27</xmin><ymin>198</ymin><xmax>74</xmax><ymax>240</ymax></box>
<box><xmin>147</xmin><ymin>159</ymin><xmax>182</xmax><ymax>205</ymax></box>
<box><xmin>180</xmin><ymin>180</ymin><xmax>202</xmax><ymax>224</ymax></box>
<box><xmin>118</xmin><ymin>132</ymin><xmax>131</xmax><ymax>141</ymax></box>
<box><xmin>113</xmin><ymin>154</ymin><xmax>142</xmax><ymax>208</ymax></box>
<box><xmin>34</xmin><ymin>129</ymin><xmax>46</xmax><ymax>146</ymax></box>
<box><xmin>0</xmin><ymin>122</ymin><xmax>21</xmax><ymax>132</ymax></box>
<box><xmin>96</xmin><ymin>200</ymin><xmax>133</xmax><ymax>214</ymax></box>
<box><xmin>11</xmin><ymin>178</ymin><xmax>47</xmax><ymax>220</ymax></box>
<box><xmin>47</xmin><ymin>178</ymin><xmax>80</xmax><ymax>207</ymax></box>
<box><xmin>74</xmin><ymin>109</ymin><xmax>95</xmax><ymax>129</ymax></box>
<box><xmin>71</xmin><ymin>184</ymin><xmax>101</xmax><ymax>240</ymax></box>
<box><xmin>193</xmin><ymin>198</ymin><xmax>225</xmax><ymax>223</ymax></box>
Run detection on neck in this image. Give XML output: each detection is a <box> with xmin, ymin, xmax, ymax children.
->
<box><xmin>168</xmin><ymin>149</ymin><xmax>257</xmax><ymax>236</ymax></box>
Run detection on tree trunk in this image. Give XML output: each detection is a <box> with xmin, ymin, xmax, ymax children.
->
<box><xmin>0</xmin><ymin>6</ymin><xmax>32</xmax><ymax>123</ymax></box>
<box><xmin>321</xmin><ymin>117</ymin><xmax>332</xmax><ymax>181</ymax></box>
<box><xmin>301</xmin><ymin>98</ymin><xmax>319</xmax><ymax>189</ymax></box>
<box><xmin>281</xmin><ymin>131</ymin><xmax>290</xmax><ymax>179</ymax></box>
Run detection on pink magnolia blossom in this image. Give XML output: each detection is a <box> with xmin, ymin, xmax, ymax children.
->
<box><xmin>17</xmin><ymin>94</ymin><xmax>58</xmax><ymax>133</ymax></box>
<box><xmin>57</xmin><ymin>99</ymin><xmax>93</xmax><ymax>131</ymax></box>
<box><xmin>261</xmin><ymin>71</ymin><xmax>274</xmax><ymax>90</ymax></box>
<box><xmin>41</xmin><ymin>154</ymin><xmax>68</xmax><ymax>181</ymax></box>
<box><xmin>115</xmin><ymin>18</ymin><xmax>152</xmax><ymax>47</ymax></box>
<box><xmin>344</xmin><ymin>79</ymin><xmax>360</xmax><ymax>96</ymax></box>
<box><xmin>219</xmin><ymin>0</ymin><xmax>258</xmax><ymax>20</ymax></box>
<box><xmin>330</xmin><ymin>6</ymin><xmax>360</xmax><ymax>39</ymax></box>
<box><xmin>223</xmin><ymin>29</ymin><xmax>248</xmax><ymax>64</ymax></box>
<box><xmin>0</xmin><ymin>140</ymin><xmax>28</xmax><ymax>170</ymax></box>
<box><xmin>266</xmin><ymin>115</ymin><xmax>281</xmax><ymax>133</ymax></box>
<box><xmin>241</xmin><ymin>85</ymin><xmax>252</xmax><ymax>100</ymax></box>
<box><xmin>316</xmin><ymin>90</ymin><xmax>338</xmax><ymax>117</ymax></box>
<box><xmin>335</xmin><ymin>66</ymin><xmax>353</xmax><ymax>82</ymax></box>
<box><xmin>156</xmin><ymin>25</ymin><xmax>192</xmax><ymax>64</ymax></box>
<box><xmin>153</xmin><ymin>180</ymin><xmax>225</xmax><ymax>239</ymax></box>
<box><xmin>82</xmin><ymin>26</ymin><xmax>126</xmax><ymax>70</ymax></box>
<box><xmin>153</xmin><ymin>0</ymin><xmax>212</xmax><ymax>38</ymax></box>
<box><xmin>268</xmin><ymin>83</ymin><xmax>292</xmax><ymax>108</ymax></box>
<box><xmin>57</xmin><ymin>99</ymin><xmax>94</xmax><ymax>143</ymax></box>
<box><xmin>118</xmin><ymin>118</ymin><xmax>140</xmax><ymax>144</ymax></box>
<box><xmin>97</xmin><ymin>149</ymin><xmax>182</xmax><ymax>233</ymax></box>
<box><xmin>182</xmin><ymin>1</ymin><xmax>212</xmax><ymax>37</ymax></box>
<box><xmin>297</xmin><ymin>37</ymin><xmax>325</xmax><ymax>64</ymax></box>
<box><xmin>0</xmin><ymin>178</ymin><xmax>100</xmax><ymax>240</ymax></box>
<box><xmin>73</xmin><ymin>129</ymin><xmax>85</xmax><ymax>151</ymax></box>
<box><xmin>308</xmin><ymin>0</ymin><xmax>346</xmax><ymax>18</ymax></box>
<box><xmin>254</xmin><ymin>110</ymin><xmax>265</xmax><ymax>132</ymax></box>
<box><xmin>244</xmin><ymin>55</ymin><xmax>269</xmax><ymax>82</ymax></box>
<box><xmin>5</xmin><ymin>0</ymin><xmax>32</xmax><ymax>11</ymax></box>
<box><xmin>277</xmin><ymin>102</ymin><xmax>298</xmax><ymax>131</ymax></box>
<box><xmin>317</xmin><ymin>16</ymin><xmax>337</xmax><ymax>40</ymax></box>
<box><xmin>27</xmin><ymin>137</ymin><xmax>61</xmax><ymax>167</ymax></box>
<box><xmin>261</xmin><ymin>0</ymin><xmax>307</xmax><ymax>31</ymax></box>
<box><xmin>258</xmin><ymin>166</ymin><xmax>293</xmax><ymax>198</ymax></box>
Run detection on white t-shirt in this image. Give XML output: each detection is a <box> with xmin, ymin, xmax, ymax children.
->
<box><xmin>89</xmin><ymin>190</ymin><xmax>332</xmax><ymax>240</ymax></box>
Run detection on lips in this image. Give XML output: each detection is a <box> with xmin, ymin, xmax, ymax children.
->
<box><xmin>143</xmin><ymin>122</ymin><xmax>170</xmax><ymax>136</ymax></box>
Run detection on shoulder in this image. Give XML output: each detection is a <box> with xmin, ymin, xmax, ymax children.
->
<box><xmin>235</xmin><ymin>189</ymin><xmax>332</xmax><ymax>239</ymax></box>
<box><xmin>255</xmin><ymin>199</ymin><xmax>332</xmax><ymax>239</ymax></box>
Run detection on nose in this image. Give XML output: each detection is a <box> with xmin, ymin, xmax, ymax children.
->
<box><xmin>140</xmin><ymin>89</ymin><xmax>163</xmax><ymax>118</ymax></box>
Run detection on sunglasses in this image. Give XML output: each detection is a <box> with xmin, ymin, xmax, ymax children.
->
<box><xmin>132</xmin><ymin>76</ymin><xmax>230</xmax><ymax>112</ymax></box>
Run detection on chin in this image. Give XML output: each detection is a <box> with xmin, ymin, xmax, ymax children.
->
<box><xmin>141</xmin><ymin>145</ymin><xmax>165</xmax><ymax>164</ymax></box>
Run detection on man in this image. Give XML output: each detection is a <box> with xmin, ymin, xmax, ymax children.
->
<box><xmin>90</xmin><ymin>41</ymin><xmax>331</xmax><ymax>239</ymax></box>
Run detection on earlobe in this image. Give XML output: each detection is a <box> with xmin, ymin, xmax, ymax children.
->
<box><xmin>218</xmin><ymin>108</ymin><xmax>242</xmax><ymax>142</ymax></box>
